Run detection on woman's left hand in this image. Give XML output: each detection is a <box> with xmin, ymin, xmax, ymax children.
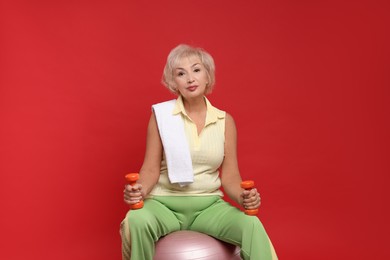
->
<box><xmin>241</xmin><ymin>188</ymin><xmax>261</xmax><ymax>210</ymax></box>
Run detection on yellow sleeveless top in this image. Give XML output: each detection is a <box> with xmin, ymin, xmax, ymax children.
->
<box><xmin>149</xmin><ymin>96</ymin><xmax>225</xmax><ymax>197</ymax></box>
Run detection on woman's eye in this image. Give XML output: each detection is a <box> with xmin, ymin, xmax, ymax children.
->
<box><xmin>177</xmin><ymin>72</ymin><xmax>185</xmax><ymax>76</ymax></box>
<box><xmin>194</xmin><ymin>68</ymin><xmax>201</xmax><ymax>72</ymax></box>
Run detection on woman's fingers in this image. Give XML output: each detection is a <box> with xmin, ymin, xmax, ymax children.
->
<box><xmin>243</xmin><ymin>188</ymin><xmax>261</xmax><ymax>209</ymax></box>
<box><xmin>123</xmin><ymin>184</ymin><xmax>143</xmax><ymax>204</ymax></box>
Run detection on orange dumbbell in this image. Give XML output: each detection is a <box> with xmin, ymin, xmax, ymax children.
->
<box><xmin>125</xmin><ymin>173</ymin><xmax>144</xmax><ymax>210</ymax></box>
<box><xmin>240</xmin><ymin>180</ymin><xmax>259</xmax><ymax>216</ymax></box>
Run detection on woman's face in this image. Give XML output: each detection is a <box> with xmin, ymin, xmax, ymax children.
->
<box><xmin>173</xmin><ymin>55</ymin><xmax>209</xmax><ymax>99</ymax></box>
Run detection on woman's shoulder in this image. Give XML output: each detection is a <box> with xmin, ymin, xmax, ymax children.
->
<box><xmin>224</xmin><ymin>112</ymin><xmax>236</xmax><ymax>126</ymax></box>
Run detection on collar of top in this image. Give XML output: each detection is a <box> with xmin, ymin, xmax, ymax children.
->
<box><xmin>172</xmin><ymin>95</ymin><xmax>225</xmax><ymax>126</ymax></box>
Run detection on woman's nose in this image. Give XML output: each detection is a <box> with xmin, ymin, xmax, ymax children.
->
<box><xmin>187</xmin><ymin>74</ymin><xmax>195</xmax><ymax>83</ymax></box>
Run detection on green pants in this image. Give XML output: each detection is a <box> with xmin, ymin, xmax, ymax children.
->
<box><xmin>120</xmin><ymin>196</ymin><xmax>277</xmax><ymax>260</ymax></box>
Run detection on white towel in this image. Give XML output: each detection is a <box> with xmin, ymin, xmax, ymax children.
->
<box><xmin>152</xmin><ymin>100</ymin><xmax>194</xmax><ymax>186</ymax></box>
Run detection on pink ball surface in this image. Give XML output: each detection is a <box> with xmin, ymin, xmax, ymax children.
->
<box><xmin>154</xmin><ymin>231</ymin><xmax>241</xmax><ymax>260</ymax></box>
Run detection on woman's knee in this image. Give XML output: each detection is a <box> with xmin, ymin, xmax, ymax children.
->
<box><xmin>236</xmin><ymin>214</ymin><xmax>266</xmax><ymax>234</ymax></box>
<box><xmin>123</xmin><ymin>209</ymin><xmax>154</xmax><ymax>232</ymax></box>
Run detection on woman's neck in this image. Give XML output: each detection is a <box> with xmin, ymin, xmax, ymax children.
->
<box><xmin>182</xmin><ymin>95</ymin><xmax>206</xmax><ymax>114</ymax></box>
<box><xmin>182</xmin><ymin>95</ymin><xmax>207</xmax><ymax>135</ymax></box>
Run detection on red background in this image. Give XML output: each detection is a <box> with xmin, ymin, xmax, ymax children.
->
<box><xmin>1</xmin><ymin>0</ymin><xmax>389</xmax><ymax>259</ymax></box>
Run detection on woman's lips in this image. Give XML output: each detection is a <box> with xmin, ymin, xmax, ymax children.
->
<box><xmin>187</xmin><ymin>86</ymin><xmax>198</xmax><ymax>91</ymax></box>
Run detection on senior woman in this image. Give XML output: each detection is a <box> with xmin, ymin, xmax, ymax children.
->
<box><xmin>121</xmin><ymin>44</ymin><xmax>277</xmax><ymax>260</ymax></box>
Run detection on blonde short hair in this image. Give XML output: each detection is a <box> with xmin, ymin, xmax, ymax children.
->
<box><xmin>162</xmin><ymin>44</ymin><xmax>216</xmax><ymax>95</ymax></box>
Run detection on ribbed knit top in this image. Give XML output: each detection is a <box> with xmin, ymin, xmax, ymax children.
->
<box><xmin>149</xmin><ymin>95</ymin><xmax>225</xmax><ymax>197</ymax></box>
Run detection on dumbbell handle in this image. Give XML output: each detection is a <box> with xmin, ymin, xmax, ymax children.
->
<box><xmin>240</xmin><ymin>180</ymin><xmax>259</xmax><ymax>216</ymax></box>
<box><xmin>125</xmin><ymin>173</ymin><xmax>144</xmax><ymax>210</ymax></box>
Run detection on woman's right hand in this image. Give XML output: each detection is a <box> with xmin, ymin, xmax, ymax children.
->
<box><xmin>123</xmin><ymin>183</ymin><xmax>143</xmax><ymax>205</ymax></box>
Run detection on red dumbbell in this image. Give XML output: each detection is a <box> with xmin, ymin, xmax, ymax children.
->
<box><xmin>125</xmin><ymin>173</ymin><xmax>144</xmax><ymax>210</ymax></box>
<box><xmin>240</xmin><ymin>180</ymin><xmax>259</xmax><ymax>216</ymax></box>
